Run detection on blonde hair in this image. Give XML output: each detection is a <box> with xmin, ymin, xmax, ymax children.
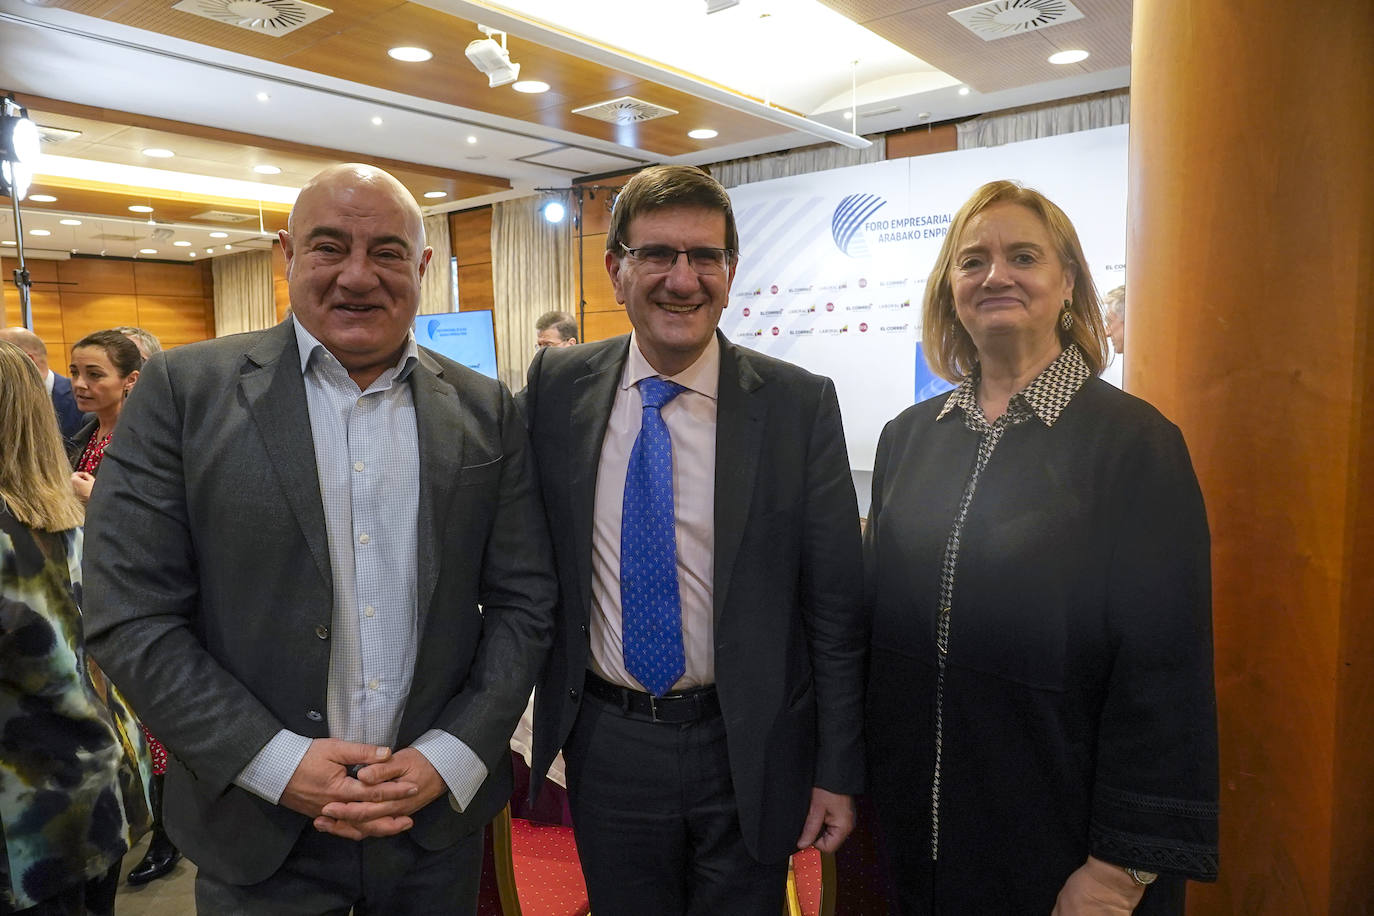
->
<box><xmin>922</xmin><ymin>180</ymin><xmax>1111</xmax><ymax>383</ymax></box>
<box><xmin>0</xmin><ymin>340</ymin><xmax>84</xmax><ymax>532</ymax></box>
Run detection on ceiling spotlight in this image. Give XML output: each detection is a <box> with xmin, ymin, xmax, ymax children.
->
<box><xmin>143</xmin><ymin>147</ymin><xmax>175</xmax><ymax>158</ymax></box>
<box><xmin>253</xmin><ymin>164</ymin><xmax>282</xmax><ymax>175</ymax></box>
<box><xmin>28</xmin><ymin>195</ymin><xmax>56</xmax><ymax>203</ymax></box>
<box><xmin>174</xmin><ymin>240</ymin><xmax>192</xmax><ymax>247</ymax></box>
<box><xmin>189</xmin><ymin>251</ymin><xmax>197</xmax><ymax>257</ymax></box>
<box><xmin>958</xmin><ymin>86</ymin><xmax>971</xmax><ymax>96</ymax></box>
<box><xmin>29</xmin><ymin>228</ymin><xmax>50</xmax><ymax>236</ymax></box>
<box><xmin>60</xmin><ymin>218</ymin><xmax>82</xmax><ymax>226</ymax></box>
<box><xmin>205</xmin><ymin>248</ymin><xmax>214</xmax><ymax>254</ymax></box>
<box><xmin>1</xmin><ymin>240</ymin><xmax>14</xmax><ymax>246</ymax></box>
<box><xmin>542</xmin><ymin>200</ymin><xmax>566</xmax><ymax>224</ymax></box>
<box><xmin>256</xmin><ymin>91</ymin><xmax>271</xmax><ymax>102</ymax></box>
<box><xmin>1049</xmin><ymin>49</ymin><xmax>1090</xmax><ymax>64</ymax></box>
<box><xmin>209</xmin><ymin>231</ymin><xmax>229</xmax><ymax>239</ymax></box>
<box><xmin>129</xmin><ymin>205</ymin><xmax>154</xmax><ymax>213</ymax></box>
<box><xmin>688</xmin><ymin>128</ymin><xmax>718</xmax><ymax>140</ymax></box>
<box><xmin>389</xmin><ymin>46</ymin><xmax>433</xmax><ymax>62</ymax></box>
<box><xmin>224</xmin><ymin>244</ymin><xmax>232</xmax><ymax>250</ymax></box>
<box><xmin>513</xmin><ymin>80</ymin><xmax>549</xmax><ymax>94</ymax></box>
<box><xmin>140</xmin><ymin>248</ymin><xmax>157</xmax><ymax>254</ymax></box>
<box><xmin>423</xmin><ymin>190</ymin><xmax>448</xmax><ymax>199</ymax></box>
<box><xmin>466</xmin><ymin>26</ymin><xmax>521</xmax><ymax>88</ymax></box>
<box><xmin>371</xmin><ymin>116</ymin><xmax>384</xmax><ymax>126</ymax></box>
<box><xmin>466</xmin><ymin>136</ymin><xmax>478</xmax><ymax>144</ymax></box>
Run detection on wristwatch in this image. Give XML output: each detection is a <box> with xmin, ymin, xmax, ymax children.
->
<box><xmin>1125</xmin><ymin>867</ymin><xmax>1158</xmax><ymax>886</ymax></box>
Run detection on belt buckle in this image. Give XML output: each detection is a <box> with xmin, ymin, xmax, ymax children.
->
<box><xmin>648</xmin><ymin>693</ymin><xmax>662</xmax><ymax>723</ymax></box>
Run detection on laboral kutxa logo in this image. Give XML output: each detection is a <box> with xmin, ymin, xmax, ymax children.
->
<box><xmin>832</xmin><ymin>193</ymin><xmax>887</xmax><ymax>258</ymax></box>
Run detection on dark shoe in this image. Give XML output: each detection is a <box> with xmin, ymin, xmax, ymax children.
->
<box><xmin>126</xmin><ymin>831</ymin><xmax>181</xmax><ymax>886</ymax></box>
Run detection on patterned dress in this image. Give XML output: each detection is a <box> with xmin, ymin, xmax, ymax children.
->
<box><xmin>0</xmin><ymin>507</ymin><xmax>152</xmax><ymax>911</ymax></box>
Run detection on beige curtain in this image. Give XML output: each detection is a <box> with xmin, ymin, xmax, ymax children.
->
<box><xmin>418</xmin><ymin>213</ymin><xmax>454</xmax><ymax>315</ymax></box>
<box><xmin>956</xmin><ymin>89</ymin><xmax>1129</xmax><ymax>149</ymax></box>
<box><xmin>491</xmin><ymin>195</ymin><xmax>575</xmax><ymax>392</ymax></box>
<box><xmin>211</xmin><ymin>249</ymin><xmax>275</xmax><ymax>337</ymax></box>
<box><xmin>709</xmin><ymin>134</ymin><xmax>886</xmax><ymax>188</ymax></box>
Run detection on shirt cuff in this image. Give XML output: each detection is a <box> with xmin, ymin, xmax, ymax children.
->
<box><xmin>233</xmin><ymin>730</ymin><xmax>313</xmax><ymax>805</ymax></box>
<box><xmin>412</xmin><ymin>729</ymin><xmax>489</xmax><ymax>812</ymax></box>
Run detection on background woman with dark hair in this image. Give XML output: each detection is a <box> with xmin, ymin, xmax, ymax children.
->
<box><xmin>0</xmin><ymin>339</ymin><xmax>150</xmax><ymax>915</ymax></box>
<box><xmin>864</xmin><ymin>181</ymin><xmax>1218</xmax><ymax>914</ymax></box>
<box><xmin>66</xmin><ymin>330</ymin><xmax>142</xmax><ymax>506</ymax></box>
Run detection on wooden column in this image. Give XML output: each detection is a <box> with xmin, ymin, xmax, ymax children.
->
<box><xmin>1128</xmin><ymin>2</ymin><xmax>1374</xmax><ymax>912</ymax></box>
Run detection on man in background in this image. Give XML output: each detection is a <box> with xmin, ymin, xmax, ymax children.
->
<box><xmin>83</xmin><ymin>163</ymin><xmax>556</xmax><ymax>914</ymax></box>
<box><xmin>535</xmin><ymin>310</ymin><xmax>579</xmax><ymax>349</ymax></box>
<box><xmin>525</xmin><ymin>165</ymin><xmax>865</xmax><ymax>913</ymax></box>
<box><xmin>0</xmin><ymin>326</ymin><xmax>83</xmax><ymax>436</ymax></box>
<box><xmin>115</xmin><ymin>325</ymin><xmax>162</xmax><ymax>361</ymax></box>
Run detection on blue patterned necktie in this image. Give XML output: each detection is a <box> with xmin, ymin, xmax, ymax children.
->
<box><xmin>621</xmin><ymin>377</ymin><xmax>687</xmax><ymax>696</ymax></box>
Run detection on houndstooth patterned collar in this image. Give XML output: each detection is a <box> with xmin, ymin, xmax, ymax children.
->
<box><xmin>936</xmin><ymin>345</ymin><xmax>1091</xmax><ymax>430</ymax></box>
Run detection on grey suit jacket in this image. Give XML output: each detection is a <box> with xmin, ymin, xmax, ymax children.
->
<box><xmin>525</xmin><ymin>332</ymin><xmax>865</xmax><ymax>863</ymax></box>
<box><xmin>83</xmin><ymin>319</ymin><xmax>557</xmax><ymax>884</ymax></box>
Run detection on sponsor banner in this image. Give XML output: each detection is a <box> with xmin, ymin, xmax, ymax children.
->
<box><xmin>723</xmin><ymin>124</ymin><xmax>1128</xmax><ymax>471</ymax></box>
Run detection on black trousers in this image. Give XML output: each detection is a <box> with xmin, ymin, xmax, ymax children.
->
<box><xmin>564</xmin><ymin>689</ymin><xmax>788</xmax><ymax>916</ymax></box>
<box><xmin>194</xmin><ymin>824</ymin><xmax>482</xmax><ymax>916</ymax></box>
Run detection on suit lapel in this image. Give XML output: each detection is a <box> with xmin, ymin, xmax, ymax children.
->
<box><xmin>411</xmin><ymin>349</ymin><xmax>464</xmax><ymax>636</ymax></box>
<box><xmin>567</xmin><ymin>339</ymin><xmax>628</xmax><ymax>620</ymax></box>
<box><xmin>712</xmin><ymin>335</ymin><xmax>766</xmax><ymax>623</ymax></box>
<box><xmin>240</xmin><ymin>322</ymin><xmax>331</xmax><ymax>590</ymax></box>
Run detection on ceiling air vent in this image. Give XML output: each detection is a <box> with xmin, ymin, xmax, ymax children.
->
<box><xmin>92</xmin><ymin>232</ymin><xmax>142</xmax><ymax>242</ymax></box>
<box><xmin>190</xmin><ymin>210</ymin><xmax>258</xmax><ymax>223</ymax></box>
<box><xmin>171</xmin><ymin>0</ymin><xmax>333</xmax><ymax>36</ymax></box>
<box><xmin>37</xmin><ymin>125</ymin><xmax>82</xmax><ymax>146</ymax></box>
<box><xmin>572</xmin><ymin>97</ymin><xmax>679</xmax><ymax>124</ymax></box>
<box><xmin>948</xmin><ymin>0</ymin><xmax>1085</xmax><ymax>41</ymax></box>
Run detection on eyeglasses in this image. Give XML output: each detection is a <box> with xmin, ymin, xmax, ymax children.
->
<box><xmin>619</xmin><ymin>243</ymin><xmax>733</xmax><ymax>275</ymax></box>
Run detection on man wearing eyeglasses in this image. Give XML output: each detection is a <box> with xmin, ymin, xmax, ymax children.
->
<box><xmin>524</xmin><ymin>165</ymin><xmax>864</xmax><ymax>914</ymax></box>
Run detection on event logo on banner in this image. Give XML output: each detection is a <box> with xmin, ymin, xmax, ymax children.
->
<box><xmin>723</xmin><ymin>124</ymin><xmax>1128</xmax><ymax>475</ymax></box>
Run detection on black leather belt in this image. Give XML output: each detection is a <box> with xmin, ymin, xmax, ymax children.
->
<box><xmin>583</xmin><ymin>671</ymin><xmax>720</xmax><ymax>724</ymax></box>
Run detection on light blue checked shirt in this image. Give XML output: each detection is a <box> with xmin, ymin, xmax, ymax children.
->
<box><xmin>233</xmin><ymin>319</ymin><xmax>487</xmax><ymax>811</ymax></box>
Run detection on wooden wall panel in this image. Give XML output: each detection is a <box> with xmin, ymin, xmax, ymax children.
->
<box><xmin>135</xmin><ymin>260</ymin><xmax>210</xmax><ymax>298</ymax></box>
<box><xmin>456</xmin><ymin>264</ymin><xmax>494</xmax><ymax>313</ymax></box>
<box><xmin>582</xmin><ymin>309</ymin><xmax>631</xmax><ymax>342</ymax></box>
<box><xmin>56</xmin><ymin>258</ymin><xmax>136</xmax><ymax>295</ymax></box>
<box><xmin>60</xmin><ymin>292</ymin><xmax>140</xmax><ymax>343</ymax></box>
<box><xmin>451</xmin><ymin>209</ymin><xmax>492</xmax><ymax>268</ymax></box>
<box><xmin>886</xmin><ymin>123</ymin><xmax>958</xmax><ymax>159</ymax></box>
<box><xmin>135</xmin><ymin>296</ymin><xmax>212</xmax><ymax>346</ymax></box>
<box><xmin>271</xmin><ymin>242</ymin><xmax>291</xmax><ymax>322</ymax></box>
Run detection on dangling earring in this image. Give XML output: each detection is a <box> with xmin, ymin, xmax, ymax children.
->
<box><xmin>1059</xmin><ymin>299</ymin><xmax>1074</xmax><ymax>332</ymax></box>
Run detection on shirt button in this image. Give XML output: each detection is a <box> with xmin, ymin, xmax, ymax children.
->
<box><xmin>368</xmin><ymin>678</ymin><xmax>380</xmax><ymax>691</ymax></box>
<box><xmin>306</xmin><ymin>710</ymin><xmax>323</xmax><ymax>722</ymax></box>
<box><xmin>315</xmin><ymin>625</ymin><xmax>329</xmax><ymax>639</ymax></box>
<box><xmin>353</xmin><ymin>461</ymin><xmax>365</xmax><ymax>472</ymax></box>
<box><xmin>358</xmin><ymin>533</ymin><xmax>369</xmax><ymax>545</ymax></box>
<box><xmin>364</xmin><ymin>605</ymin><xmax>375</xmax><ymax>618</ymax></box>
<box><xmin>568</xmin><ymin>688</ymin><xmax>579</xmax><ymax>699</ymax></box>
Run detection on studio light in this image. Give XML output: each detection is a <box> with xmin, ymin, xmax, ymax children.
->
<box><xmin>0</xmin><ymin>96</ymin><xmax>40</xmax><ymax>202</ymax></box>
<box><xmin>465</xmin><ymin>26</ymin><xmax>521</xmax><ymax>88</ymax></box>
<box><xmin>542</xmin><ymin>199</ymin><xmax>566</xmax><ymax>224</ymax></box>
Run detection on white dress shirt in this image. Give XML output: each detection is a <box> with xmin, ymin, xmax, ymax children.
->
<box><xmin>589</xmin><ymin>333</ymin><xmax>718</xmax><ymax>692</ymax></box>
<box><xmin>234</xmin><ymin>320</ymin><xmax>486</xmax><ymax>810</ymax></box>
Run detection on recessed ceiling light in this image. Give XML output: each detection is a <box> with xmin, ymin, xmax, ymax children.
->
<box><xmin>256</xmin><ymin>91</ymin><xmax>271</xmax><ymax>102</ymax></box>
<box><xmin>466</xmin><ymin>136</ymin><xmax>478</xmax><ymax>144</ymax></box>
<box><xmin>1</xmin><ymin>240</ymin><xmax>15</xmax><ymax>246</ymax></box>
<box><xmin>205</xmin><ymin>248</ymin><xmax>214</xmax><ymax>254</ymax></box>
<box><xmin>688</xmin><ymin>128</ymin><xmax>719</xmax><ymax>140</ymax></box>
<box><xmin>388</xmin><ymin>46</ymin><xmax>432</xmax><ymax>62</ymax></box>
<box><xmin>189</xmin><ymin>251</ymin><xmax>197</xmax><ymax>257</ymax></box>
<box><xmin>371</xmin><ymin>116</ymin><xmax>384</xmax><ymax>126</ymax></box>
<box><xmin>512</xmin><ymin>80</ymin><xmax>550</xmax><ymax>94</ymax></box>
<box><xmin>60</xmin><ymin>218</ymin><xmax>83</xmax><ymax>226</ymax></box>
<box><xmin>842</xmin><ymin>111</ymin><xmax>853</xmax><ymax>120</ymax></box>
<box><xmin>224</xmin><ymin>244</ymin><xmax>233</xmax><ymax>250</ymax></box>
<box><xmin>253</xmin><ymin>164</ymin><xmax>282</xmax><ymax>175</ymax></box>
<box><xmin>174</xmin><ymin>240</ymin><xmax>192</xmax><ymax>247</ymax></box>
<box><xmin>423</xmin><ymin>190</ymin><xmax>448</xmax><ymax>199</ymax></box>
<box><xmin>29</xmin><ymin>229</ymin><xmax>51</xmax><ymax>237</ymax></box>
<box><xmin>143</xmin><ymin>147</ymin><xmax>175</xmax><ymax>158</ymax></box>
<box><xmin>140</xmin><ymin>248</ymin><xmax>158</xmax><ymax>254</ymax></box>
<box><xmin>209</xmin><ymin>231</ymin><xmax>229</xmax><ymax>239</ymax></box>
<box><xmin>29</xmin><ymin>194</ymin><xmax>56</xmax><ymax>203</ymax></box>
<box><xmin>958</xmin><ymin>86</ymin><xmax>971</xmax><ymax>96</ymax></box>
<box><xmin>1048</xmin><ymin>49</ymin><xmax>1090</xmax><ymax>65</ymax></box>
<box><xmin>129</xmin><ymin>205</ymin><xmax>154</xmax><ymax>213</ymax></box>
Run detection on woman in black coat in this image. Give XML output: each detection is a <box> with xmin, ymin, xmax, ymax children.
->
<box><xmin>864</xmin><ymin>181</ymin><xmax>1218</xmax><ymax>914</ymax></box>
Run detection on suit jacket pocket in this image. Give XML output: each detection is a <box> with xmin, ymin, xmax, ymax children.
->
<box><xmin>457</xmin><ymin>455</ymin><xmax>502</xmax><ymax>488</ymax></box>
